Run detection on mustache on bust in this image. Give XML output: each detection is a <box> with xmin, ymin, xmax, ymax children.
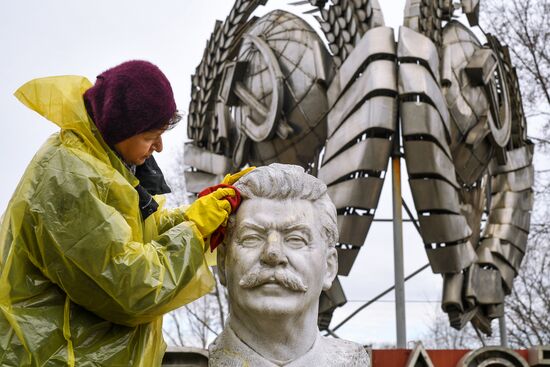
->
<box><xmin>239</xmin><ymin>266</ymin><xmax>308</xmax><ymax>292</ymax></box>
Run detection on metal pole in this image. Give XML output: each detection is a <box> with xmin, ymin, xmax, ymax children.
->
<box><xmin>499</xmin><ymin>314</ymin><xmax>509</xmax><ymax>347</ymax></box>
<box><xmin>392</xmin><ymin>132</ymin><xmax>407</xmax><ymax>348</ymax></box>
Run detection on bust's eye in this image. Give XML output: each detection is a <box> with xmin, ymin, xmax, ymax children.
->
<box><xmin>285</xmin><ymin>235</ymin><xmax>307</xmax><ymax>249</ymax></box>
<box><xmin>239</xmin><ymin>234</ymin><xmax>264</xmax><ymax>248</ymax></box>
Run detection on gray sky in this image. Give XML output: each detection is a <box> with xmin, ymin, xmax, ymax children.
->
<box><xmin>0</xmin><ymin>0</ymin><xmax>446</xmax><ymax>346</ymax></box>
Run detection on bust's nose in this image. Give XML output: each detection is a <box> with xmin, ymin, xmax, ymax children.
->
<box><xmin>260</xmin><ymin>232</ymin><xmax>288</xmax><ymax>267</ymax></box>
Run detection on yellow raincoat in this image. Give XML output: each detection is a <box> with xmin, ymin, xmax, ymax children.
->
<box><xmin>0</xmin><ymin>76</ymin><xmax>214</xmax><ymax>366</ymax></box>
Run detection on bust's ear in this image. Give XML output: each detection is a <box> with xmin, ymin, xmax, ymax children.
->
<box><xmin>216</xmin><ymin>243</ymin><xmax>227</xmax><ymax>286</ymax></box>
<box><xmin>323</xmin><ymin>247</ymin><xmax>338</xmax><ymax>291</ymax></box>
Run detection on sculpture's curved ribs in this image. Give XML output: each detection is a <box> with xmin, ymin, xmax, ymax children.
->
<box><xmin>401</xmin><ymin>1</ymin><xmax>534</xmax><ymax>333</ymax></box>
<box><xmin>319</xmin><ymin>25</ymin><xmax>397</xmax><ymax>276</ymax></box>
<box><xmin>398</xmin><ymin>26</ymin><xmax>478</xmax><ymax>279</ymax></box>
<box><xmin>184</xmin><ymin>0</ymin><xmax>533</xmax><ymax>335</ymax></box>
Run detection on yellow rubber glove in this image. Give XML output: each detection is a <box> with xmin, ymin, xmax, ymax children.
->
<box><xmin>221</xmin><ymin>166</ymin><xmax>256</xmax><ymax>185</ymax></box>
<box><xmin>184</xmin><ymin>187</ymin><xmax>236</xmax><ymax>238</ymax></box>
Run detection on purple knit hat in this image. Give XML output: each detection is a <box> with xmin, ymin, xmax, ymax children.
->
<box><xmin>83</xmin><ymin>60</ymin><xmax>177</xmax><ymax>146</ymax></box>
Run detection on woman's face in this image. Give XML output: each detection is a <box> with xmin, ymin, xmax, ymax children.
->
<box><xmin>114</xmin><ymin>129</ymin><xmax>165</xmax><ymax>165</ymax></box>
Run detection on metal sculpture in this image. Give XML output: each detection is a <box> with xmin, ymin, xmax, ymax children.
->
<box><xmin>457</xmin><ymin>347</ymin><xmax>530</xmax><ymax>367</ymax></box>
<box><xmin>398</xmin><ymin>0</ymin><xmax>533</xmax><ymax>334</ymax></box>
<box><xmin>183</xmin><ymin>0</ymin><xmax>534</xmax><ymax>335</ymax></box>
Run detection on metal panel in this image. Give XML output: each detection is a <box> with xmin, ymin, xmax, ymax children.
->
<box><xmin>499</xmin><ymin>242</ymin><xmax>525</xmax><ymax>271</ymax></box>
<box><xmin>442</xmin><ymin>272</ymin><xmax>464</xmax><ymax>312</ymax></box>
<box><xmin>328</xmin><ymin>26</ymin><xmax>396</xmax><ymax>105</ymax></box>
<box><xmin>328</xmin><ymin>93</ymin><xmax>396</xmax><ymax>137</ymax></box>
<box><xmin>404</xmin><ymin>140</ymin><xmax>459</xmax><ymax>188</ymax></box>
<box><xmin>490</xmin><ymin>190</ymin><xmax>533</xmax><ymax>211</ymax></box>
<box><xmin>451</xmin><ymin>137</ymin><xmax>493</xmax><ymax>185</ymax></box>
<box><xmin>337</xmin><ymin>214</ymin><xmax>373</xmax><ymax>247</ymax></box>
<box><xmin>370</xmin><ymin>0</ymin><xmax>386</xmax><ymax>28</ymax></box>
<box><xmin>479</xmin><ymin>237</ymin><xmax>503</xmax><ymax>254</ymax></box>
<box><xmin>409</xmin><ymin>178</ymin><xmax>461</xmax><ymax>213</ymax></box>
<box><xmin>476</xmin><ymin>242</ymin><xmax>495</xmax><ymax>264</ymax></box>
<box><xmin>488</xmin><ymin>144</ymin><xmax>534</xmax><ymax>175</ymax></box>
<box><xmin>479</xmin><ymin>238</ymin><xmax>524</xmax><ymax>276</ymax></box>
<box><xmin>325</xmin><ymin>96</ymin><xmax>397</xmax><ymax>154</ymax></box>
<box><xmin>325</xmin><ymin>96</ymin><xmax>396</xmax><ymax>160</ymax></box>
<box><xmin>491</xmin><ymin>165</ymin><xmax>534</xmax><ymax>192</ymax></box>
<box><xmin>398</xmin><ymin>26</ymin><xmax>440</xmax><ymax>82</ymax></box>
<box><xmin>464</xmin><ymin>265</ymin><xmax>504</xmax><ymax>305</ymax></box>
<box><xmin>328</xmin><ymin>60</ymin><xmax>397</xmax><ymax>135</ymax></box>
<box><xmin>319</xmin><ymin>138</ymin><xmax>392</xmax><ymax>185</ymax></box>
<box><xmin>403</xmin><ymin>0</ymin><xmax>421</xmax><ymax>32</ymax></box>
<box><xmin>465</xmin><ymin>48</ymin><xmax>498</xmax><ymax>86</ymax></box>
<box><xmin>184</xmin><ymin>171</ymin><xmax>222</xmax><ymax>194</ymax></box>
<box><xmin>318</xmin><ymin>277</ymin><xmax>346</xmax><ymax>331</ymax></box>
<box><xmin>488</xmin><ymin>208</ymin><xmax>531</xmax><ymax>232</ymax></box>
<box><xmin>327</xmin><ymin>177</ymin><xmax>384</xmax><ymax>210</ymax></box>
<box><xmin>401</xmin><ymin>101</ymin><xmax>451</xmax><ymax>158</ymax></box>
<box><xmin>418</xmin><ymin>214</ymin><xmax>472</xmax><ymax>244</ymax></box>
<box><xmin>336</xmin><ymin>247</ymin><xmax>360</xmax><ymax>276</ymax></box>
<box><xmin>461</xmin><ymin>0</ymin><xmax>481</xmax><ymax>26</ymax></box>
<box><xmin>488</xmin><ymin>254</ymin><xmax>516</xmax><ymax>293</ymax></box>
<box><xmin>458</xmin><ymin>347</ymin><xmax>530</xmax><ymax>367</ymax></box>
<box><xmin>483</xmin><ymin>224</ymin><xmax>528</xmax><ymax>253</ymax></box>
<box><xmin>319</xmin><ymin>277</ymin><xmax>346</xmax><ymax>314</ymax></box>
<box><xmin>442</xmin><ymin>34</ymin><xmax>491</xmax><ymax>138</ymax></box>
<box><xmin>184</xmin><ymin>143</ymin><xmax>233</xmax><ymax>175</ymax></box>
<box><xmin>398</xmin><ymin>63</ymin><xmax>450</xmax><ymax>126</ymax></box>
<box><xmin>425</xmin><ymin>241</ymin><xmax>477</xmax><ymax>273</ymax></box>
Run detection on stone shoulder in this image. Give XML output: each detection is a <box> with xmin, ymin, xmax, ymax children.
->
<box><xmin>318</xmin><ymin>336</ymin><xmax>371</xmax><ymax>367</ymax></box>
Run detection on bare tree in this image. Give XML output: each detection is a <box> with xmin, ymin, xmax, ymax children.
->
<box><xmin>482</xmin><ymin>0</ymin><xmax>549</xmax><ymax>119</ymax></box>
<box><xmin>421</xmin><ymin>305</ymin><xmax>501</xmax><ymax>349</ymax></box>
<box><xmin>481</xmin><ymin>0</ymin><xmax>550</xmax><ymax>347</ymax></box>
<box><xmin>422</xmin><ymin>310</ymin><xmax>478</xmax><ymax>349</ymax></box>
<box><xmin>160</xmin><ymin>142</ymin><xmax>230</xmax><ymax>348</ymax></box>
<box><xmin>422</xmin><ymin>160</ymin><xmax>550</xmax><ymax>348</ymax></box>
<box><xmin>162</xmin><ymin>271</ymin><xmax>228</xmax><ymax>348</ymax></box>
<box><xmin>505</xmin><ymin>228</ymin><xmax>550</xmax><ymax>347</ymax></box>
<box><xmin>422</xmin><ymin>236</ymin><xmax>550</xmax><ymax>349</ymax></box>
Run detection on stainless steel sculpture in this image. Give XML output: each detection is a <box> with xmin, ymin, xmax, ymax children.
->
<box><xmin>184</xmin><ymin>0</ymin><xmax>534</xmax><ymax>335</ymax></box>
<box><xmin>398</xmin><ymin>0</ymin><xmax>533</xmax><ymax>334</ymax></box>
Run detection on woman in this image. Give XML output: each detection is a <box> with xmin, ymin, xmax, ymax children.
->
<box><xmin>0</xmin><ymin>60</ymin><xmax>239</xmax><ymax>366</ymax></box>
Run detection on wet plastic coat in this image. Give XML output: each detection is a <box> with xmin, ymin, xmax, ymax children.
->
<box><xmin>0</xmin><ymin>76</ymin><xmax>214</xmax><ymax>366</ymax></box>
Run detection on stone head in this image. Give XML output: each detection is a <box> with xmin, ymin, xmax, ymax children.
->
<box><xmin>217</xmin><ymin>163</ymin><xmax>338</xmax><ymax>319</ymax></box>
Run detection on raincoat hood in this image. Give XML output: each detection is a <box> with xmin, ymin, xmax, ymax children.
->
<box><xmin>14</xmin><ymin>75</ymin><xmax>138</xmax><ymax>186</ymax></box>
<box><xmin>15</xmin><ymin>75</ymin><xmax>93</xmax><ymax>131</ymax></box>
<box><xmin>0</xmin><ymin>76</ymin><xmax>213</xmax><ymax>366</ymax></box>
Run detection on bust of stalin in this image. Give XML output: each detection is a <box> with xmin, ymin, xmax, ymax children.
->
<box><xmin>209</xmin><ymin>163</ymin><xmax>370</xmax><ymax>367</ymax></box>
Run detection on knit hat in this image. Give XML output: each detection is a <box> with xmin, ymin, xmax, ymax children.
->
<box><xmin>83</xmin><ymin>60</ymin><xmax>177</xmax><ymax>146</ymax></box>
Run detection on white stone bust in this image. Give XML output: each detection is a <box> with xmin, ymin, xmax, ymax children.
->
<box><xmin>209</xmin><ymin>163</ymin><xmax>370</xmax><ymax>367</ymax></box>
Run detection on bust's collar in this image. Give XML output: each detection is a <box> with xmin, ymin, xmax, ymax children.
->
<box><xmin>209</xmin><ymin>321</ymin><xmax>320</xmax><ymax>366</ymax></box>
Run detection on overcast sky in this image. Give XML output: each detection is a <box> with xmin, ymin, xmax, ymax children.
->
<box><xmin>0</xmin><ymin>0</ymin><xmax>451</xmax><ymax>347</ymax></box>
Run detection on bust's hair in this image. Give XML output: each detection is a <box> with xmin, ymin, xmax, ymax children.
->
<box><xmin>230</xmin><ymin>163</ymin><xmax>338</xmax><ymax>247</ymax></box>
